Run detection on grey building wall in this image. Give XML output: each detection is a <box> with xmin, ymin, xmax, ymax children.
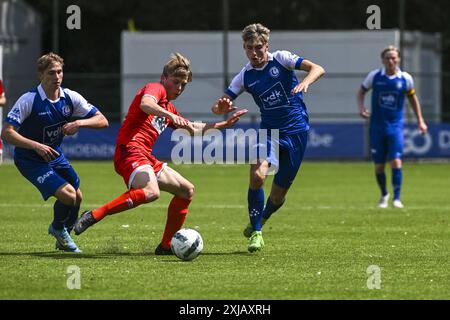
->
<box><xmin>121</xmin><ymin>30</ymin><xmax>441</xmax><ymax>124</ymax></box>
<box><xmin>0</xmin><ymin>0</ymin><xmax>42</xmax><ymax>116</ymax></box>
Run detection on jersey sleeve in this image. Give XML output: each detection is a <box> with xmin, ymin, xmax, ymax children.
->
<box><xmin>273</xmin><ymin>50</ymin><xmax>304</xmax><ymax>70</ymax></box>
<box><xmin>5</xmin><ymin>92</ymin><xmax>35</xmax><ymax>128</ymax></box>
<box><xmin>361</xmin><ymin>69</ymin><xmax>378</xmax><ymax>91</ymax></box>
<box><xmin>142</xmin><ymin>83</ymin><xmax>165</xmax><ymax>104</ymax></box>
<box><xmin>167</xmin><ymin>103</ymin><xmax>189</xmax><ymax>129</ymax></box>
<box><xmin>402</xmin><ymin>72</ymin><xmax>416</xmax><ymax>96</ymax></box>
<box><xmin>225</xmin><ymin>67</ymin><xmax>246</xmax><ymax>99</ymax></box>
<box><xmin>64</xmin><ymin>89</ymin><xmax>98</xmax><ymax>118</ymax></box>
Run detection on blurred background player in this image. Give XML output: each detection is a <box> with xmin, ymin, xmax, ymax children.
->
<box><xmin>357</xmin><ymin>45</ymin><xmax>428</xmax><ymax>209</ymax></box>
<box><xmin>1</xmin><ymin>52</ymin><xmax>109</xmax><ymax>252</ymax></box>
<box><xmin>0</xmin><ymin>77</ymin><xmax>6</xmax><ymax>164</ymax></box>
<box><xmin>211</xmin><ymin>23</ymin><xmax>325</xmax><ymax>252</ymax></box>
<box><xmin>74</xmin><ymin>53</ymin><xmax>247</xmax><ymax>255</ymax></box>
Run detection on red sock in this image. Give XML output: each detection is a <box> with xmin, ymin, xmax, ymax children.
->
<box><xmin>160</xmin><ymin>196</ymin><xmax>192</xmax><ymax>249</ymax></box>
<box><xmin>92</xmin><ymin>188</ymin><xmax>147</xmax><ymax>221</ymax></box>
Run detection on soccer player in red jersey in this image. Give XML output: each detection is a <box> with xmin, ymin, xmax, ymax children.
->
<box><xmin>74</xmin><ymin>53</ymin><xmax>247</xmax><ymax>254</ymax></box>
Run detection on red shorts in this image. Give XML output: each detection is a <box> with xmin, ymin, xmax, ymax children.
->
<box><xmin>114</xmin><ymin>145</ymin><xmax>166</xmax><ymax>189</ymax></box>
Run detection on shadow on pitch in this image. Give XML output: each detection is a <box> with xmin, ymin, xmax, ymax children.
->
<box><xmin>0</xmin><ymin>250</ymin><xmax>251</xmax><ymax>260</ymax></box>
<box><xmin>0</xmin><ymin>251</ymin><xmax>156</xmax><ymax>260</ymax></box>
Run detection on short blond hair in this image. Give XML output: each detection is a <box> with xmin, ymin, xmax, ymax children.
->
<box><xmin>242</xmin><ymin>23</ymin><xmax>270</xmax><ymax>44</ymax></box>
<box><xmin>163</xmin><ymin>52</ymin><xmax>192</xmax><ymax>82</ymax></box>
<box><xmin>37</xmin><ymin>52</ymin><xmax>64</xmax><ymax>74</ymax></box>
<box><xmin>381</xmin><ymin>45</ymin><xmax>400</xmax><ymax>59</ymax></box>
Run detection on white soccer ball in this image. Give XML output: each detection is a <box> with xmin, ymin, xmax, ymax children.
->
<box><xmin>171</xmin><ymin>228</ymin><xmax>203</xmax><ymax>261</ymax></box>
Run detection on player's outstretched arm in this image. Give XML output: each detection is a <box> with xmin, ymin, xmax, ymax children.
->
<box><xmin>291</xmin><ymin>60</ymin><xmax>325</xmax><ymax>94</ymax></box>
<box><xmin>211</xmin><ymin>95</ymin><xmax>236</xmax><ymax>115</ymax></box>
<box><xmin>182</xmin><ymin>109</ymin><xmax>248</xmax><ymax>135</ymax></box>
<box><xmin>211</xmin><ymin>109</ymin><xmax>248</xmax><ymax>130</ymax></box>
<box><xmin>141</xmin><ymin>95</ymin><xmax>188</xmax><ymax>127</ymax></box>
<box><xmin>407</xmin><ymin>94</ymin><xmax>428</xmax><ymax>134</ymax></box>
<box><xmin>62</xmin><ymin>111</ymin><xmax>109</xmax><ymax>136</ymax></box>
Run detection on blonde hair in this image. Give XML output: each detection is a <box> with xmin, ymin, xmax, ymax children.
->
<box><xmin>381</xmin><ymin>45</ymin><xmax>400</xmax><ymax>59</ymax></box>
<box><xmin>37</xmin><ymin>52</ymin><xmax>64</xmax><ymax>74</ymax></box>
<box><xmin>242</xmin><ymin>23</ymin><xmax>270</xmax><ymax>44</ymax></box>
<box><xmin>163</xmin><ymin>52</ymin><xmax>192</xmax><ymax>82</ymax></box>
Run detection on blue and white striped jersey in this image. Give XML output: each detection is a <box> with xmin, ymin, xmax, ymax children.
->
<box><xmin>362</xmin><ymin>67</ymin><xmax>415</xmax><ymax>130</ymax></box>
<box><xmin>5</xmin><ymin>84</ymin><xmax>98</xmax><ymax>161</ymax></box>
<box><xmin>226</xmin><ymin>50</ymin><xmax>309</xmax><ymax>134</ymax></box>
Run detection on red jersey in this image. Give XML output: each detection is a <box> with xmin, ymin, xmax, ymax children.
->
<box><xmin>116</xmin><ymin>82</ymin><xmax>186</xmax><ymax>155</ymax></box>
<box><xmin>0</xmin><ymin>79</ymin><xmax>4</xmax><ymax>96</ymax></box>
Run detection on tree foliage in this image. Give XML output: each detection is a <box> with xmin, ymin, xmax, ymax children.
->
<box><xmin>24</xmin><ymin>0</ymin><xmax>450</xmax><ymax>72</ymax></box>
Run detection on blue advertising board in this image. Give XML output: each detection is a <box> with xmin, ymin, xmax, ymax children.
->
<box><xmin>60</xmin><ymin>123</ymin><xmax>119</xmax><ymax>159</ymax></box>
<box><xmin>303</xmin><ymin>123</ymin><xmax>365</xmax><ymax>159</ymax></box>
<box><xmin>403</xmin><ymin>123</ymin><xmax>450</xmax><ymax>158</ymax></box>
<box><xmin>151</xmin><ymin>122</ymin><xmax>366</xmax><ymax>161</ymax></box>
<box><xmin>3</xmin><ymin>122</ymin><xmax>449</xmax><ymax>161</ymax></box>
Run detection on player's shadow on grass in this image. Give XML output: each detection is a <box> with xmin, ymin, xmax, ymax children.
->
<box><xmin>0</xmin><ymin>251</ymin><xmax>155</xmax><ymax>260</ymax></box>
<box><xmin>0</xmin><ymin>250</ymin><xmax>251</xmax><ymax>260</ymax></box>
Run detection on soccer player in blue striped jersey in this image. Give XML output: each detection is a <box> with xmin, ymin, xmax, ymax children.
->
<box><xmin>212</xmin><ymin>23</ymin><xmax>325</xmax><ymax>252</ymax></box>
<box><xmin>357</xmin><ymin>46</ymin><xmax>428</xmax><ymax>209</ymax></box>
<box><xmin>1</xmin><ymin>52</ymin><xmax>109</xmax><ymax>252</ymax></box>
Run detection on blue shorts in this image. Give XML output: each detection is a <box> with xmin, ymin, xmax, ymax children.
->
<box><xmin>259</xmin><ymin>131</ymin><xmax>308</xmax><ymax>189</ymax></box>
<box><xmin>14</xmin><ymin>155</ymin><xmax>80</xmax><ymax>201</ymax></box>
<box><xmin>370</xmin><ymin>127</ymin><xmax>403</xmax><ymax>164</ymax></box>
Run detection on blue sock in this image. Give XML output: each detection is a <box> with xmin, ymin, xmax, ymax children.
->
<box><xmin>375</xmin><ymin>172</ymin><xmax>388</xmax><ymax>196</ymax></box>
<box><xmin>64</xmin><ymin>203</ymin><xmax>80</xmax><ymax>233</ymax></box>
<box><xmin>392</xmin><ymin>168</ymin><xmax>402</xmax><ymax>200</ymax></box>
<box><xmin>52</xmin><ymin>200</ymin><xmax>73</xmax><ymax>230</ymax></box>
<box><xmin>262</xmin><ymin>197</ymin><xmax>285</xmax><ymax>220</ymax></box>
<box><xmin>248</xmin><ymin>188</ymin><xmax>264</xmax><ymax>231</ymax></box>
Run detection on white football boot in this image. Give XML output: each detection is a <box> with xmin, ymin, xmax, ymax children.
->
<box><xmin>377</xmin><ymin>193</ymin><xmax>390</xmax><ymax>209</ymax></box>
<box><xmin>393</xmin><ymin>199</ymin><xmax>404</xmax><ymax>209</ymax></box>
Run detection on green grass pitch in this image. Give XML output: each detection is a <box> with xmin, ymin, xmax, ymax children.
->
<box><xmin>0</xmin><ymin>161</ymin><xmax>448</xmax><ymax>299</ymax></box>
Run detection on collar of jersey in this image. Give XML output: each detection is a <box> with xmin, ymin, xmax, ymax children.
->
<box><xmin>37</xmin><ymin>84</ymin><xmax>66</xmax><ymax>102</ymax></box>
<box><xmin>380</xmin><ymin>67</ymin><xmax>402</xmax><ymax>79</ymax></box>
<box><xmin>245</xmin><ymin>52</ymin><xmax>274</xmax><ymax>71</ymax></box>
